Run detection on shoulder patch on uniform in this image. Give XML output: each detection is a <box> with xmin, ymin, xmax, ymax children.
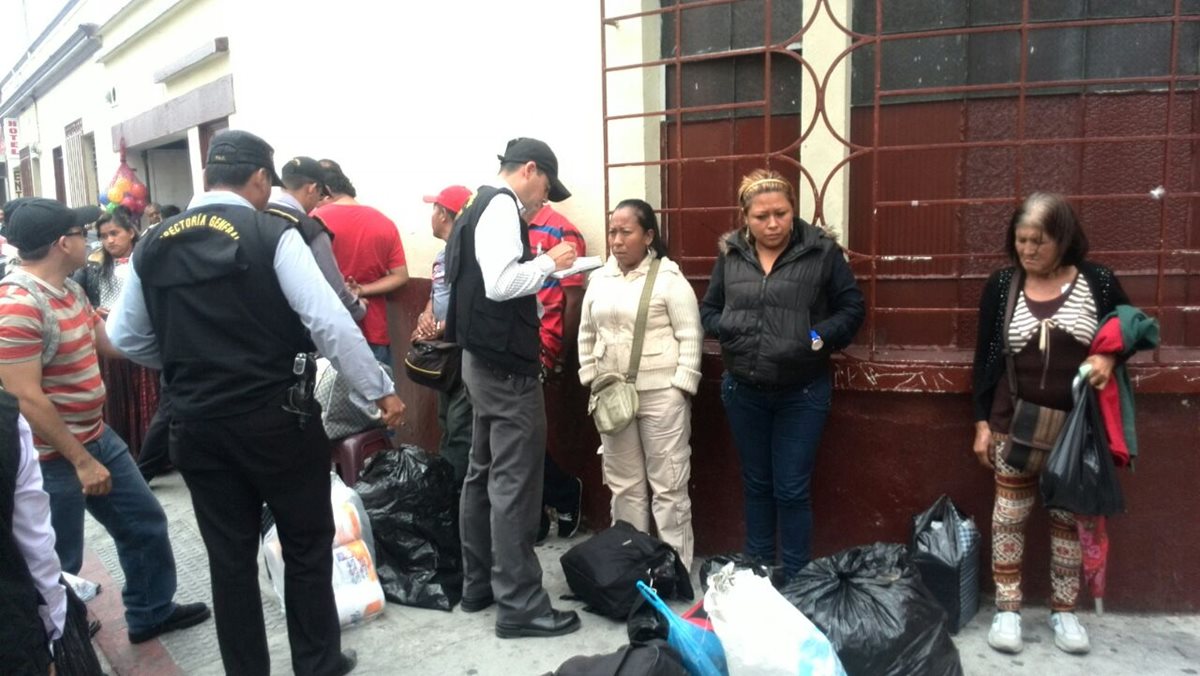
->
<box><xmin>265</xmin><ymin>208</ymin><xmax>300</xmax><ymax>224</ymax></box>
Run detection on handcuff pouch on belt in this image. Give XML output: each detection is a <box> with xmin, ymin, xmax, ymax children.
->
<box><xmin>282</xmin><ymin>352</ymin><xmax>318</xmax><ymax>428</ymax></box>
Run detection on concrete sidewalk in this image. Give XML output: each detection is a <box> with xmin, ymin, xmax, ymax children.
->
<box><xmin>81</xmin><ymin>472</ymin><xmax>1200</xmax><ymax>675</ymax></box>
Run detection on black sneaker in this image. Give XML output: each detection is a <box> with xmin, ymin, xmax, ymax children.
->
<box><xmin>536</xmin><ymin>509</ymin><xmax>551</xmax><ymax>545</ymax></box>
<box><xmin>557</xmin><ymin>477</ymin><xmax>583</xmax><ymax>538</ymax></box>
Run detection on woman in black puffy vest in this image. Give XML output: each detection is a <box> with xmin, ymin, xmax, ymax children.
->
<box><xmin>700</xmin><ymin>169</ymin><xmax>864</xmax><ymax>577</ymax></box>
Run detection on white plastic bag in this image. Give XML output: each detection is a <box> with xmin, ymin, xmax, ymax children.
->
<box><xmin>259</xmin><ymin>473</ymin><xmax>386</xmax><ymax>627</ymax></box>
<box><xmin>62</xmin><ymin>572</ymin><xmax>100</xmax><ymax>602</ymax></box>
<box><xmin>705</xmin><ymin>564</ymin><xmax>846</xmax><ymax>676</ymax></box>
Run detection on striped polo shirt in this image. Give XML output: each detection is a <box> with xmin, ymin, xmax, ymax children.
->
<box><xmin>0</xmin><ymin>272</ymin><xmax>106</xmax><ymax>455</ymax></box>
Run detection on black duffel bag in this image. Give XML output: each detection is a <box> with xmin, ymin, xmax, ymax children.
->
<box><xmin>550</xmin><ymin>639</ymin><xmax>688</xmax><ymax>676</ymax></box>
<box><xmin>560</xmin><ymin>521</ymin><xmax>693</xmax><ymax>620</ymax></box>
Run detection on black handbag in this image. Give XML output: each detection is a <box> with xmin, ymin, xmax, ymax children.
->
<box><xmin>403</xmin><ymin>340</ymin><xmax>461</xmax><ymax>392</ymax></box>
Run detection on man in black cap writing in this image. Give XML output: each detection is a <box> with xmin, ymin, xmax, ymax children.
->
<box><xmin>444</xmin><ymin>137</ymin><xmax>581</xmax><ymax>638</ymax></box>
<box><xmin>0</xmin><ymin>197</ymin><xmax>211</xmax><ymax>646</ymax></box>
<box><xmin>108</xmin><ymin>130</ymin><xmax>406</xmax><ymax>675</ymax></box>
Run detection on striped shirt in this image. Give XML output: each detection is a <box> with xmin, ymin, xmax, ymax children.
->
<box><xmin>0</xmin><ymin>273</ymin><xmax>106</xmax><ymax>454</ymax></box>
<box><xmin>1008</xmin><ymin>274</ymin><xmax>1099</xmax><ymax>352</ymax></box>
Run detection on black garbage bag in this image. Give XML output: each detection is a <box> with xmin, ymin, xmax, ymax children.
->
<box><xmin>1040</xmin><ymin>379</ymin><xmax>1125</xmax><ymax>516</ymax></box>
<box><xmin>910</xmin><ymin>495</ymin><xmax>981</xmax><ymax>633</ymax></box>
<box><xmin>53</xmin><ymin>584</ymin><xmax>104</xmax><ymax>676</ymax></box>
<box><xmin>780</xmin><ymin>543</ymin><xmax>962</xmax><ymax>676</ymax></box>
<box><xmin>355</xmin><ymin>445</ymin><xmax>462</xmax><ymax>611</ymax></box>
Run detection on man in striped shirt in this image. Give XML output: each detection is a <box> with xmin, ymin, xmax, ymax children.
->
<box><xmin>0</xmin><ymin>198</ymin><xmax>209</xmax><ymax>645</ymax></box>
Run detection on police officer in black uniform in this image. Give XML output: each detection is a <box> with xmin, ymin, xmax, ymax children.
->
<box><xmin>268</xmin><ymin>156</ymin><xmax>365</xmax><ymax>321</ymax></box>
<box><xmin>108</xmin><ymin>130</ymin><xmax>405</xmax><ymax>676</ymax></box>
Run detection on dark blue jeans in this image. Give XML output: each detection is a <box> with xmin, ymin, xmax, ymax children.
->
<box><xmin>369</xmin><ymin>343</ymin><xmax>392</xmax><ymax>366</ymax></box>
<box><xmin>720</xmin><ymin>370</ymin><xmax>832</xmax><ymax>575</ymax></box>
<box><xmin>41</xmin><ymin>425</ymin><xmax>177</xmax><ymax>633</ymax></box>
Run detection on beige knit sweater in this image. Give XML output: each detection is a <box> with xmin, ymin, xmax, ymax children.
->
<box><xmin>578</xmin><ymin>251</ymin><xmax>703</xmax><ymax>395</ymax></box>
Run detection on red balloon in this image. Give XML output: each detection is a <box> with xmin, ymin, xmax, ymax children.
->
<box><xmin>120</xmin><ymin>195</ymin><xmax>137</xmax><ymax>209</ymax></box>
<box><xmin>130</xmin><ymin>183</ymin><xmax>148</xmax><ymax>200</ymax></box>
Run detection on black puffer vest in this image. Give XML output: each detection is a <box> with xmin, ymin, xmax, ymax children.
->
<box><xmin>717</xmin><ymin>219</ymin><xmax>840</xmax><ymax>387</ymax></box>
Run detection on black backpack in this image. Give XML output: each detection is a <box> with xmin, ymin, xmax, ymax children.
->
<box><xmin>560</xmin><ymin>521</ymin><xmax>693</xmax><ymax>620</ymax></box>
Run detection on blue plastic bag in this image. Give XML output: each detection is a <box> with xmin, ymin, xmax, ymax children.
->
<box><xmin>637</xmin><ymin>581</ymin><xmax>728</xmax><ymax>676</ymax></box>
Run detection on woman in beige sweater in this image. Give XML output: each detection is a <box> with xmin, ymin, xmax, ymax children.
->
<box><xmin>578</xmin><ymin>199</ymin><xmax>703</xmax><ymax>570</ymax></box>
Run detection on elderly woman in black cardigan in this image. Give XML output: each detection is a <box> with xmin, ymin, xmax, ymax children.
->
<box><xmin>972</xmin><ymin>193</ymin><xmax>1128</xmax><ymax>657</ymax></box>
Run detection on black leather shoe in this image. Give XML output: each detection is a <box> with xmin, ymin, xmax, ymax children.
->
<box><xmin>536</xmin><ymin>509</ymin><xmax>551</xmax><ymax>545</ymax></box>
<box><xmin>460</xmin><ymin>593</ymin><xmax>495</xmax><ymax>613</ymax></box>
<box><xmin>495</xmin><ymin>609</ymin><xmax>581</xmax><ymax>638</ymax></box>
<box><xmin>334</xmin><ymin>649</ymin><xmax>357</xmax><ymax>676</ymax></box>
<box><xmin>557</xmin><ymin>477</ymin><xmax>583</xmax><ymax>538</ymax></box>
<box><xmin>128</xmin><ymin>602</ymin><xmax>211</xmax><ymax>644</ymax></box>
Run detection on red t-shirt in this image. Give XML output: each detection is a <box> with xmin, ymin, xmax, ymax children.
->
<box><xmin>313</xmin><ymin>203</ymin><xmax>406</xmax><ymax>345</ymax></box>
<box><xmin>526</xmin><ymin>206</ymin><xmax>587</xmax><ymax>367</ymax></box>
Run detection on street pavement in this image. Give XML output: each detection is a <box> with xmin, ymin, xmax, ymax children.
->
<box><xmin>80</xmin><ymin>471</ymin><xmax>1200</xmax><ymax>675</ymax></box>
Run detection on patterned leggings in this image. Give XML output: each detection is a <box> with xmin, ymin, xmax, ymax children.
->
<box><xmin>990</xmin><ymin>435</ymin><xmax>1081</xmax><ymax>612</ymax></box>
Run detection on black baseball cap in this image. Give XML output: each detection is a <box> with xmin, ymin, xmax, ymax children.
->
<box><xmin>1</xmin><ymin>198</ymin><xmax>101</xmax><ymax>251</ymax></box>
<box><xmin>281</xmin><ymin>156</ymin><xmax>328</xmax><ymax>194</ymax></box>
<box><xmin>207</xmin><ymin>130</ymin><xmax>283</xmax><ymax>186</ymax></box>
<box><xmin>497</xmin><ymin>137</ymin><xmax>571</xmax><ymax>202</ymax></box>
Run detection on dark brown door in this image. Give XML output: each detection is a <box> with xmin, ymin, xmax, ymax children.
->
<box><xmin>52</xmin><ymin>146</ymin><xmax>66</xmax><ymax>203</ymax></box>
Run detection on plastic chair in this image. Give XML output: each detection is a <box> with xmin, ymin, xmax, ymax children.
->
<box><xmin>331</xmin><ymin>427</ymin><xmax>392</xmax><ymax>486</ymax></box>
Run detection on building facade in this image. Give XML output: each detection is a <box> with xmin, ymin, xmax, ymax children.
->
<box><xmin>4</xmin><ymin>0</ymin><xmax>1197</xmax><ymax>610</ymax></box>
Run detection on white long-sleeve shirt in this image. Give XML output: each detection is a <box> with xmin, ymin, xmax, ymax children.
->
<box><xmin>474</xmin><ymin>182</ymin><xmax>556</xmax><ymax>301</ymax></box>
<box><xmin>12</xmin><ymin>414</ymin><xmax>67</xmax><ymax>646</ymax></box>
<box><xmin>107</xmin><ymin>191</ymin><xmax>393</xmax><ymax>410</ymax></box>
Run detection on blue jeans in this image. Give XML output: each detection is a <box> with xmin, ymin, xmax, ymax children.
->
<box><xmin>369</xmin><ymin>343</ymin><xmax>392</xmax><ymax>366</ymax></box>
<box><xmin>41</xmin><ymin>425</ymin><xmax>177</xmax><ymax>633</ymax></box>
<box><xmin>720</xmin><ymin>371</ymin><xmax>832</xmax><ymax>575</ymax></box>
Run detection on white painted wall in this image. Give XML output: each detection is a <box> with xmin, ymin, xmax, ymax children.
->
<box><xmin>226</xmin><ymin>0</ymin><xmax>606</xmax><ymax>274</ymax></box>
<box><xmin>145</xmin><ymin>147</ymin><xmax>192</xmax><ymax>212</ymax></box>
<box><xmin>2</xmin><ymin>0</ymin><xmax>121</xmax><ymax>200</ymax></box>
<box><xmin>8</xmin><ymin>0</ymin><xmax>609</xmax><ymax>277</ymax></box>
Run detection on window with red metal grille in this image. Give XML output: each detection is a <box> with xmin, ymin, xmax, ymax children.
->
<box><xmin>601</xmin><ymin>0</ymin><xmax>1200</xmax><ymax>393</ymax></box>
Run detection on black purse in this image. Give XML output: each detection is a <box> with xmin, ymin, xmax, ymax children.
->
<box><xmin>403</xmin><ymin>340</ymin><xmax>461</xmax><ymax>391</ymax></box>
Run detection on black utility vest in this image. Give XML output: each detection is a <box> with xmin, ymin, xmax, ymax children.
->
<box><xmin>444</xmin><ymin>186</ymin><xmax>540</xmax><ymax>376</ymax></box>
<box><xmin>266</xmin><ymin>202</ymin><xmax>332</xmax><ymax>245</ymax></box>
<box><xmin>135</xmin><ymin>203</ymin><xmax>314</xmax><ymax>418</ymax></box>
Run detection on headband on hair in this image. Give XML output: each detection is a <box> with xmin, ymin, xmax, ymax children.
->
<box><xmin>739</xmin><ymin>177</ymin><xmax>791</xmax><ymax>202</ymax></box>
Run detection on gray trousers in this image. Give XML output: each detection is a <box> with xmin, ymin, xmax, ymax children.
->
<box><xmin>459</xmin><ymin>350</ymin><xmax>551</xmax><ymax>623</ymax></box>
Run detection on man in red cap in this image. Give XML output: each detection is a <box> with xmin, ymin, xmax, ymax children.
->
<box><xmin>413</xmin><ymin>186</ymin><xmax>472</xmax><ymax>486</ymax></box>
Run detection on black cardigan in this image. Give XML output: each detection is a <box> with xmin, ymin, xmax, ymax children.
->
<box><xmin>971</xmin><ymin>261</ymin><xmax>1129</xmax><ymax>421</ymax></box>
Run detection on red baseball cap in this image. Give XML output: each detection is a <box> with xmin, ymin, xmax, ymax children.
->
<box><xmin>423</xmin><ymin>185</ymin><xmax>472</xmax><ymax>216</ymax></box>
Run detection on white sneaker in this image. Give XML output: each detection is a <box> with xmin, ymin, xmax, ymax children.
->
<box><xmin>988</xmin><ymin>611</ymin><xmax>1023</xmax><ymax>654</ymax></box>
<box><xmin>1050</xmin><ymin>612</ymin><xmax>1091</xmax><ymax>654</ymax></box>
